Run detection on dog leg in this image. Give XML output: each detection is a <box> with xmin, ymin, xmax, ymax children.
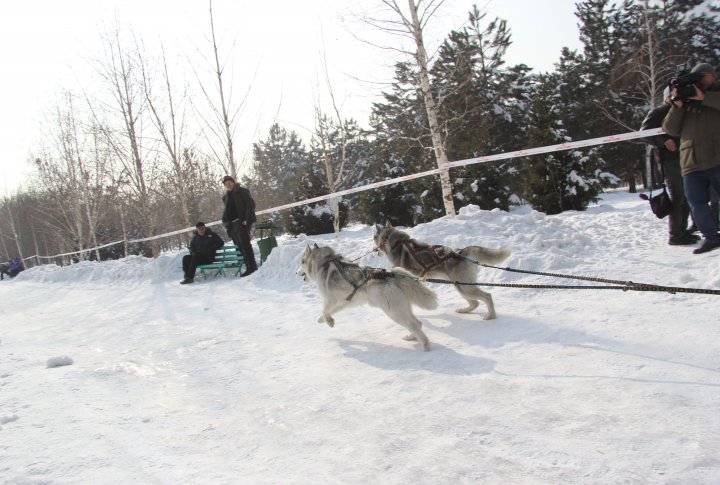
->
<box><xmin>455</xmin><ymin>284</ymin><xmax>496</xmax><ymax>319</ymax></box>
<box><xmin>321</xmin><ymin>315</ymin><xmax>335</xmax><ymax>327</ymax></box>
<box><xmin>384</xmin><ymin>306</ymin><xmax>430</xmax><ymax>351</ymax></box>
<box><xmin>455</xmin><ymin>299</ymin><xmax>480</xmax><ymax>314</ymax></box>
<box><xmin>319</xmin><ymin>299</ymin><xmax>347</xmax><ymax>328</ymax></box>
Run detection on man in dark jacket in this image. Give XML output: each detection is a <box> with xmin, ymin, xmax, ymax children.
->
<box><xmin>663</xmin><ymin>62</ymin><xmax>720</xmax><ymax>254</ymax></box>
<box><xmin>7</xmin><ymin>257</ymin><xmax>24</xmax><ymax>278</ymax></box>
<box><xmin>640</xmin><ymin>97</ymin><xmax>698</xmax><ymax>245</ymax></box>
<box><xmin>221</xmin><ymin>175</ymin><xmax>258</xmax><ymax>276</ymax></box>
<box><xmin>181</xmin><ymin>222</ymin><xmax>225</xmax><ymax>284</ymax></box>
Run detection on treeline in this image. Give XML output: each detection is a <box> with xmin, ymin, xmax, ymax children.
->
<box><xmin>1</xmin><ymin>0</ymin><xmax>718</xmax><ymax>265</ymax></box>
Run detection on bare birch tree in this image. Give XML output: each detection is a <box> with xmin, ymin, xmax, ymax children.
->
<box><xmin>2</xmin><ymin>195</ymin><xmax>25</xmax><ymax>261</ymax></box>
<box><xmin>359</xmin><ymin>0</ymin><xmax>456</xmax><ymax>216</ymax></box>
<box><xmin>313</xmin><ymin>51</ymin><xmax>354</xmax><ymax>237</ymax></box>
<box><xmin>92</xmin><ymin>23</ymin><xmax>159</xmax><ymax>255</ymax></box>
<box><xmin>141</xmin><ymin>43</ymin><xmax>192</xmax><ymax>228</ymax></box>
<box><xmin>192</xmin><ymin>0</ymin><xmax>255</xmax><ymax>179</ymax></box>
<box><xmin>36</xmin><ymin>93</ymin><xmax>109</xmax><ymax>260</ymax></box>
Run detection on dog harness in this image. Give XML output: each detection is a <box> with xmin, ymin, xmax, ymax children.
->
<box><xmin>391</xmin><ymin>239</ymin><xmax>460</xmax><ymax>277</ymax></box>
<box><xmin>329</xmin><ymin>259</ymin><xmax>394</xmax><ymax>301</ymax></box>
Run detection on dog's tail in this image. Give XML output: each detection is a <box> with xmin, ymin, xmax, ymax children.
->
<box><xmin>391</xmin><ymin>268</ymin><xmax>439</xmax><ymax>310</ymax></box>
<box><xmin>459</xmin><ymin>246</ymin><xmax>511</xmax><ymax>265</ymax></box>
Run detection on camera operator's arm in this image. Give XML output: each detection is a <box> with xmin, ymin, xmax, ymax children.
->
<box><xmin>640</xmin><ymin>105</ymin><xmax>673</xmax><ymax>148</ymax></box>
<box><xmin>662</xmin><ymin>103</ymin><xmax>685</xmax><ymax>138</ymax></box>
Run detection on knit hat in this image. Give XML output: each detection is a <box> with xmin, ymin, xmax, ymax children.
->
<box><xmin>691</xmin><ymin>63</ymin><xmax>716</xmax><ymax>75</ymax></box>
<box><xmin>195</xmin><ymin>222</ymin><xmax>206</xmax><ymax>228</ymax></box>
<box><xmin>222</xmin><ymin>175</ymin><xmax>235</xmax><ymax>184</ymax></box>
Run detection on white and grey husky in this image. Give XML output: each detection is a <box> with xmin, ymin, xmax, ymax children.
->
<box><xmin>297</xmin><ymin>243</ymin><xmax>438</xmax><ymax>351</ymax></box>
<box><xmin>374</xmin><ymin>222</ymin><xmax>511</xmax><ymax>319</ymax></box>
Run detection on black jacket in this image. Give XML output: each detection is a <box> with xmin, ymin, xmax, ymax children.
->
<box><xmin>190</xmin><ymin>228</ymin><xmax>224</xmax><ymax>258</ymax></box>
<box><xmin>222</xmin><ymin>185</ymin><xmax>257</xmax><ymax>224</ymax></box>
<box><xmin>641</xmin><ymin>105</ymin><xmax>680</xmax><ymax>163</ymax></box>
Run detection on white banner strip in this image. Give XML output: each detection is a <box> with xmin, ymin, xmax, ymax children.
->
<box><xmin>445</xmin><ymin>128</ymin><xmax>663</xmax><ymax>169</ymax></box>
<box><xmin>29</xmin><ymin>128</ymin><xmax>663</xmax><ymax>261</ymax></box>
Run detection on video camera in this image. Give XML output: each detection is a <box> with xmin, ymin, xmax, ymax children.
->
<box><xmin>669</xmin><ymin>64</ymin><xmax>704</xmax><ymax>103</ymax></box>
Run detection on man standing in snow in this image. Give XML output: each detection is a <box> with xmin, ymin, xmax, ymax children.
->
<box><xmin>663</xmin><ymin>62</ymin><xmax>720</xmax><ymax>254</ymax></box>
<box><xmin>641</xmin><ymin>93</ymin><xmax>697</xmax><ymax>246</ymax></box>
<box><xmin>180</xmin><ymin>222</ymin><xmax>225</xmax><ymax>284</ymax></box>
<box><xmin>221</xmin><ymin>176</ymin><xmax>258</xmax><ymax>276</ymax></box>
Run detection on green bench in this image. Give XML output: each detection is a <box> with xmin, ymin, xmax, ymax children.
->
<box><xmin>198</xmin><ymin>245</ymin><xmax>245</xmax><ymax>278</ymax></box>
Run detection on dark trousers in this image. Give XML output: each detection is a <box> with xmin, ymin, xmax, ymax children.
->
<box><xmin>228</xmin><ymin>222</ymin><xmax>257</xmax><ymax>273</ymax></box>
<box><xmin>684</xmin><ymin>165</ymin><xmax>720</xmax><ymax>243</ymax></box>
<box><xmin>664</xmin><ymin>158</ymin><xmax>691</xmax><ymax>238</ymax></box>
<box><xmin>182</xmin><ymin>253</ymin><xmax>215</xmax><ymax>280</ymax></box>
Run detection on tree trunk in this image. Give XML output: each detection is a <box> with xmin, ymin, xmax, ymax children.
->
<box><xmin>407</xmin><ymin>0</ymin><xmax>455</xmax><ymax>217</ymax></box>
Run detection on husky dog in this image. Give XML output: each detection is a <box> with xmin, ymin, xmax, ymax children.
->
<box><xmin>297</xmin><ymin>243</ymin><xmax>438</xmax><ymax>351</ymax></box>
<box><xmin>374</xmin><ymin>223</ymin><xmax>511</xmax><ymax>319</ymax></box>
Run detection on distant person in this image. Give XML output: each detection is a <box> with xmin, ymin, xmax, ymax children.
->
<box><xmin>640</xmin><ymin>94</ymin><xmax>698</xmax><ymax>245</ymax></box>
<box><xmin>663</xmin><ymin>62</ymin><xmax>720</xmax><ymax>254</ymax></box>
<box><xmin>0</xmin><ymin>260</ymin><xmax>10</xmax><ymax>280</ymax></box>
<box><xmin>7</xmin><ymin>257</ymin><xmax>25</xmax><ymax>277</ymax></box>
<box><xmin>221</xmin><ymin>175</ymin><xmax>258</xmax><ymax>276</ymax></box>
<box><xmin>180</xmin><ymin>222</ymin><xmax>225</xmax><ymax>285</ymax></box>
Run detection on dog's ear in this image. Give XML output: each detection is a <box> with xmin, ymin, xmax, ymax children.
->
<box><xmin>385</xmin><ymin>220</ymin><xmax>393</xmax><ymax>228</ymax></box>
<box><xmin>304</xmin><ymin>244</ymin><xmax>311</xmax><ymax>256</ymax></box>
<box><xmin>313</xmin><ymin>242</ymin><xmax>319</xmax><ymax>249</ymax></box>
<box><xmin>374</xmin><ymin>223</ymin><xmax>383</xmax><ymax>233</ymax></box>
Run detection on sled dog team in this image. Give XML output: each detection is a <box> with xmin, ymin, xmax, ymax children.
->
<box><xmin>297</xmin><ymin>222</ymin><xmax>511</xmax><ymax>351</ymax></box>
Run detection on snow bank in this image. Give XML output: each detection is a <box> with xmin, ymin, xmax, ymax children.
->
<box><xmin>10</xmin><ymin>191</ymin><xmax>720</xmax><ymax>292</ymax></box>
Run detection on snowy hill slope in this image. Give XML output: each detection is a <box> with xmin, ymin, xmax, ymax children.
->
<box><xmin>2</xmin><ymin>190</ymin><xmax>719</xmax><ymax>484</ymax></box>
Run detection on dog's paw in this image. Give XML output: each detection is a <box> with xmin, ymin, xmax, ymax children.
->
<box><xmin>481</xmin><ymin>313</ymin><xmax>496</xmax><ymax>321</ymax></box>
<box><xmin>402</xmin><ymin>333</ymin><xmax>417</xmax><ymax>341</ymax></box>
<box><xmin>317</xmin><ymin>315</ymin><xmax>325</xmax><ymax>323</ymax></box>
<box><xmin>455</xmin><ymin>301</ymin><xmax>480</xmax><ymax>314</ymax></box>
<box><xmin>325</xmin><ymin>318</ymin><xmax>335</xmax><ymax>328</ymax></box>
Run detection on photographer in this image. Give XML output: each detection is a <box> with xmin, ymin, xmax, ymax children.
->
<box><xmin>640</xmin><ymin>90</ymin><xmax>696</xmax><ymax>245</ymax></box>
<box><xmin>663</xmin><ymin>63</ymin><xmax>720</xmax><ymax>254</ymax></box>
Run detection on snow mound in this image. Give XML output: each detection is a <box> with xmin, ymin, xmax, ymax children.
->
<box><xmin>46</xmin><ymin>356</ymin><xmax>74</xmax><ymax>368</ymax></box>
<box><xmin>17</xmin><ymin>254</ymin><xmax>182</xmax><ymax>284</ymax></box>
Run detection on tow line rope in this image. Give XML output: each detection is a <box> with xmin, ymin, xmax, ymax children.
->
<box><xmin>466</xmin><ymin>259</ymin><xmax>720</xmax><ymax>296</ymax></box>
<box><xmin>388</xmin><ymin>254</ymin><xmax>720</xmax><ymax>296</ymax></box>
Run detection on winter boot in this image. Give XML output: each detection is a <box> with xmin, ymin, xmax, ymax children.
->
<box><xmin>692</xmin><ymin>239</ymin><xmax>720</xmax><ymax>254</ymax></box>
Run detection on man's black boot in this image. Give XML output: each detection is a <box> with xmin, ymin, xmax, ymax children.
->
<box><xmin>693</xmin><ymin>239</ymin><xmax>720</xmax><ymax>254</ymax></box>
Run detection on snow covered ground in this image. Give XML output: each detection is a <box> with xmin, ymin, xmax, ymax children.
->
<box><xmin>2</xmin><ymin>189</ymin><xmax>719</xmax><ymax>484</ymax></box>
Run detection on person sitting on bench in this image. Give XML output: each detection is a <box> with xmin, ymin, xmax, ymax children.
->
<box><xmin>181</xmin><ymin>222</ymin><xmax>224</xmax><ymax>285</ymax></box>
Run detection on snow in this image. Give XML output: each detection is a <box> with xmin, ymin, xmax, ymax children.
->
<box><xmin>2</xmin><ymin>189</ymin><xmax>720</xmax><ymax>483</ymax></box>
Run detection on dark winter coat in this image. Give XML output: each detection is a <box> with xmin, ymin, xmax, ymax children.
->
<box><xmin>8</xmin><ymin>259</ymin><xmax>24</xmax><ymax>276</ymax></box>
<box><xmin>222</xmin><ymin>185</ymin><xmax>257</xmax><ymax>225</ymax></box>
<box><xmin>189</xmin><ymin>228</ymin><xmax>225</xmax><ymax>258</ymax></box>
<box><xmin>662</xmin><ymin>81</ymin><xmax>720</xmax><ymax>176</ymax></box>
<box><xmin>641</xmin><ymin>105</ymin><xmax>680</xmax><ymax>164</ymax></box>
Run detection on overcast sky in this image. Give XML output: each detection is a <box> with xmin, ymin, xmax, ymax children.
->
<box><xmin>0</xmin><ymin>0</ymin><xmax>582</xmax><ymax>193</ymax></box>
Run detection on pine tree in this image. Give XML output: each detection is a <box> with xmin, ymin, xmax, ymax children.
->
<box><xmin>429</xmin><ymin>6</ymin><xmax>528</xmax><ymax>211</ymax></box>
<box><xmin>523</xmin><ymin>73</ymin><xmax>617</xmax><ymax>214</ymax></box>
<box><xmin>244</xmin><ymin>123</ymin><xmax>308</xmax><ymax>213</ymax></box>
<box><xmin>366</xmin><ymin>62</ymin><xmax>435</xmax><ymax>225</ymax></box>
